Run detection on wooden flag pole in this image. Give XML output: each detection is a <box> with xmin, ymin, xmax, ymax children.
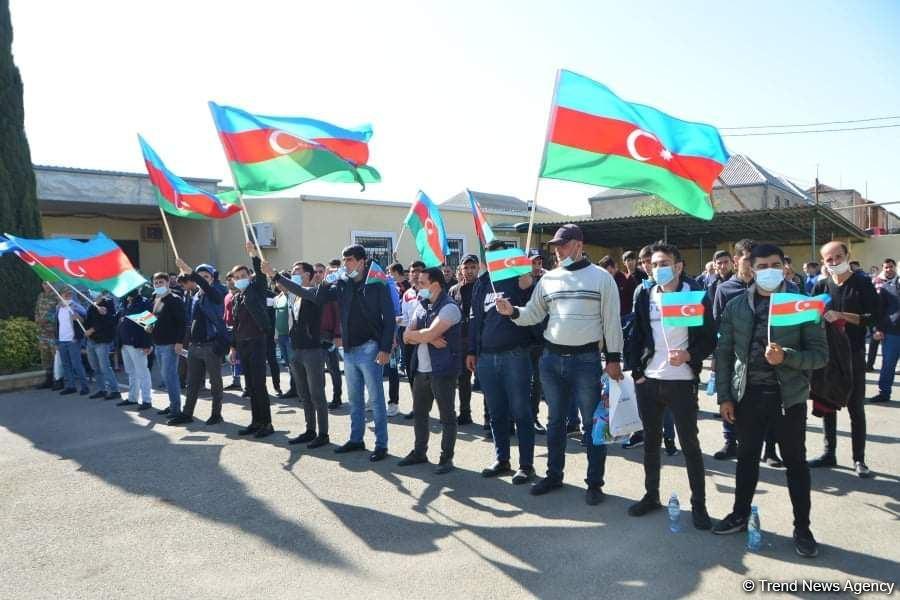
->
<box><xmin>238</xmin><ymin>193</ymin><xmax>265</xmax><ymax>260</ymax></box>
<box><xmin>158</xmin><ymin>206</ymin><xmax>181</xmax><ymax>262</ymax></box>
<box><xmin>715</xmin><ymin>175</ymin><xmax>749</xmax><ymax>211</ymax></box>
<box><xmin>394</xmin><ymin>224</ymin><xmax>407</xmax><ymax>260</ymax></box>
<box><xmin>525</xmin><ymin>70</ymin><xmax>562</xmax><ymax>253</ymax></box>
<box><xmin>237</xmin><ymin>203</ymin><xmax>251</xmax><ymax>243</ymax></box>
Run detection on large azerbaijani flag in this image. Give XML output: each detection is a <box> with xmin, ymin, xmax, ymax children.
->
<box><xmin>138</xmin><ymin>135</ymin><xmax>243</xmax><ymax>219</ymax></box>
<box><xmin>770</xmin><ymin>293</ymin><xmax>830</xmax><ymax>327</ymax></box>
<box><xmin>209</xmin><ymin>102</ymin><xmax>381</xmax><ymax>194</ymax></box>
<box><xmin>540</xmin><ymin>70</ymin><xmax>729</xmax><ymax>220</ymax></box>
<box><xmin>1</xmin><ymin>233</ymin><xmax>146</xmax><ymax>297</ymax></box>
<box><xmin>485</xmin><ymin>248</ymin><xmax>532</xmax><ymax>283</ymax></box>
<box><xmin>466</xmin><ymin>189</ymin><xmax>496</xmax><ymax>247</ymax></box>
<box><xmin>403</xmin><ymin>191</ymin><xmax>449</xmax><ymax>268</ymax></box>
<box><xmin>660</xmin><ymin>290</ymin><xmax>707</xmax><ymax>327</ymax></box>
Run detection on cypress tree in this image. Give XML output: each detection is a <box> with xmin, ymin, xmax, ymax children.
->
<box><xmin>0</xmin><ymin>0</ymin><xmax>42</xmax><ymax>319</ymax></box>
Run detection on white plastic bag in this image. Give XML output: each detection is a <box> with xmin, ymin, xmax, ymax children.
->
<box><xmin>608</xmin><ymin>373</ymin><xmax>642</xmax><ymax>437</ymax></box>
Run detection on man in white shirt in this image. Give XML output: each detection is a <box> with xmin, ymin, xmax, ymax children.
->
<box><xmin>399</xmin><ymin>261</ymin><xmax>425</xmax><ymax>419</ymax></box>
<box><xmin>56</xmin><ymin>287</ymin><xmax>89</xmax><ymax>395</ymax></box>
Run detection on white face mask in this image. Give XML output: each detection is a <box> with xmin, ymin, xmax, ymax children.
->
<box><xmin>827</xmin><ymin>261</ymin><xmax>851</xmax><ymax>276</ymax></box>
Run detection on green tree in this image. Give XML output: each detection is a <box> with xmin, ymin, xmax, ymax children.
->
<box><xmin>0</xmin><ymin>0</ymin><xmax>42</xmax><ymax>319</ymax></box>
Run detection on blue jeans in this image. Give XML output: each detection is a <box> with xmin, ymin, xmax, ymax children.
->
<box><xmin>155</xmin><ymin>344</ymin><xmax>182</xmax><ymax>415</ymax></box>
<box><xmin>86</xmin><ymin>340</ymin><xmax>117</xmax><ymax>394</ymax></box>
<box><xmin>541</xmin><ymin>350</ymin><xmax>607</xmax><ymax>487</ymax></box>
<box><xmin>477</xmin><ymin>349</ymin><xmax>535</xmax><ymax>468</ymax></box>
<box><xmin>344</xmin><ymin>340</ymin><xmax>387</xmax><ymax>449</ymax></box>
<box><xmin>277</xmin><ymin>334</ymin><xmax>293</xmax><ymax>366</ymax></box>
<box><xmin>878</xmin><ymin>333</ymin><xmax>899</xmax><ymax>400</ymax></box>
<box><xmin>58</xmin><ymin>340</ymin><xmax>87</xmax><ymax>390</ymax></box>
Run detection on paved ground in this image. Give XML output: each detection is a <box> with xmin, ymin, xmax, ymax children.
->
<box><xmin>0</xmin><ymin>359</ymin><xmax>897</xmax><ymax>600</ymax></box>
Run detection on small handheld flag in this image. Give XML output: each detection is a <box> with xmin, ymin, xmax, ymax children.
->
<box><xmin>126</xmin><ymin>310</ymin><xmax>158</xmax><ymax>328</ymax></box>
<box><xmin>403</xmin><ymin>191</ymin><xmax>449</xmax><ymax>268</ymax></box>
<box><xmin>467</xmin><ymin>189</ymin><xmax>496</xmax><ymax>247</ymax></box>
<box><xmin>365</xmin><ymin>261</ymin><xmax>388</xmax><ymax>286</ymax></box>
<box><xmin>485</xmin><ymin>248</ymin><xmax>532</xmax><ymax>283</ymax></box>
<box><xmin>660</xmin><ymin>291</ymin><xmax>706</xmax><ymax>327</ymax></box>
<box><xmin>770</xmin><ymin>293</ymin><xmax>830</xmax><ymax>327</ymax></box>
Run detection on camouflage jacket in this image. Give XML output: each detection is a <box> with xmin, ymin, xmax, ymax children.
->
<box><xmin>34</xmin><ymin>291</ymin><xmax>59</xmax><ymax>342</ymax></box>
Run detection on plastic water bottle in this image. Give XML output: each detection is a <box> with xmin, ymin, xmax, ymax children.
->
<box><xmin>667</xmin><ymin>492</ymin><xmax>682</xmax><ymax>533</ymax></box>
<box><xmin>747</xmin><ymin>506</ymin><xmax>762</xmax><ymax>551</ymax></box>
<box><xmin>706</xmin><ymin>372</ymin><xmax>717</xmax><ymax>396</ymax></box>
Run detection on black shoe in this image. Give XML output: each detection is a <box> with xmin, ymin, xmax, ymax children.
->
<box><xmin>205</xmin><ymin>415</ymin><xmax>223</xmax><ymax>425</ymax></box>
<box><xmin>254</xmin><ymin>424</ymin><xmax>274</xmax><ymax>438</ymax></box>
<box><xmin>307</xmin><ymin>435</ymin><xmax>330</xmax><ymax>449</ymax></box>
<box><xmin>807</xmin><ymin>453</ymin><xmax>837</xmax><ymax>468</ymax></box>
<box><xmin>481</xmin><ymin>461</ymin><xmax>513</xmax><ymax>477</ymax></box>
<box><xmin>713</xmin><ymin>442</ymin><xmax>738</xmax><ymax>460</ymax></box>
<box><xmin>137</xmin><ymin>403</ymin><xmax>152</xmax><ymax>411</ymax></box>
<box><xmin>628</xmin><ymin>495</ymin><xmax>662</xmax><ymax>516</ymax></box>
<box><xmin>482</xmin><ymin>419</ymin><xmax>492</xmax><ymax>431</ymax></box>
<box><xmin>116</xmin><ymin>399</ymin><xmax>137</xmax><ymax>406</ymax></box>
<box><xmin>762</xmin><ymin>454</ymin><xmax>783</xmax><ymax>468</ymax></box>
<box><xmin>434</xmin><ymin>457</ymin><xmax>454</xmax><ymax>474</ymax></box>
<box><xmin>869</xmin><ymin>394</ymin><xmax>889</xmax><ymax>403</ymax></box>
<box><xmin>457</xmin><ymin>413</ymin><xmax>473</xmax><ymax>426</ymax></box>
<box><xmin>224</xmin><ymin>382</ymin><xmax>242</xmax><ymax>391</ymax></box>
<box><xmin>105</xmin><ymin>392</ymin><xmax>122</xmax><ymax>401</ymax></box>
<box><xmin>52</xmin><ymin>379</ymin><xmax>65</xmax><ymax>391</ymax></box>
<box><xmin>793</xmin><ymin>528</ymin><xmax>819</xmax><ymax>558</ymax></box>
<box><xmin>281</xmin><ymin>389</ymin><xmax>298</xmax><ymax>399</ymax></box>
<box><xmin>512</xmin><ymin>467</ymin><xmax>535</xmax><ymax>484</ymax></box>
<box><xmin>89</xmin><ymin>390</ymin><xmax>107</xmax><ymax>399</ymax></box>
<box><xmin>398</xmin><ymin>451</ymin><xmax>429</xmax><ymax>467</ymax></box>
<box><xmin>328</xmin><ymin>399</ymin><xmax>343</xmax><ymax>410</ymax></box>
<box><xmin>59</xmin><ymin>388</ymin><xmax>77</xmax><ymax>396</ymax></box>
<box><xmin>854</xmin><ymin>461</ymin><xmax>873</xmax><ymax>478</ymax></box>
<box><xmin>241</xmin><ymin>390</ymin><xmax>251</xmax><ymax>398</ymax></box>
<box><xmin>534</xmin><ymin>419</ymin><xmax>546</xmax><ymax>435</ymax></box>
<box><xmin>712</xmin><ymin>512</ymin><xmax>748</xmax><ymax>535</ymax></box>
<box><xmin>369</xmin><ymin>447</ymin><xmax>388</xmax><ymax>462</ymax></box>
<box><xmin>238</xmin><ymin>425</ymin><xmax>260</xmax><ymax>436</ymax></box>
<box><xmin>79</xmin><ymin>388</ymin><xmax>90</xmax><ymax>396</ymax></box>
<box><xmin>403</xmin><ymin>411</ymin><xmax>415</xmax><ymax>420</ymax></box>
<box><xmin>334</xmin><ymin>441</ymin><xmax>366</xmax><ymax>454</ymax></box>
<box><xmin>530</xmin><ymin>477</ymin><xmax>563</xmax><ymax>496</ymax></box>
<box><xmin>664</xmin><ymin>438</ymin><xmax>679</xmax><ymax>456</ymax></box>
<box><xmin>274</xmin><ymin>389</ymin><xmax>284</xmax><ymax>398</ymax></box>
<box><xmin>566</xmin><ymin>422</ymin><xmax>581</xmax><ymax>435</ymax></box>
<box><xmin>167</xmin><ymin>415</ymin><xmax>193</xmax><ymax>426</ymax></box>
<box><xmin>157</xmin><ymin>407</ymin><xmax>171</xmax><ymax>416</ymax></box>
<box><xmin>289</xmin><ymin>430</ymin><xmax>317</xmax><ymax>445</ymax></box>
<box><xmin>585</xmin><ymin>486</ymin><xmax>606</xmax><ymax>505</ymax></box>
<box><xmin>692</xmin><ymin>505</ymin><xmax>712</xmax><ymax>530</ymax></box>
<box><xmin>621</xmin><ymin>431</ymin><xmax>643</xmax><ymax>448</ymax></box>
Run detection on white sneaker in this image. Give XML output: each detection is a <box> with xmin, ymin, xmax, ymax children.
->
<box><xmin>387</xmin><ymin>403</ymin><xmax>399</xmax><ymax>417</ymax></box>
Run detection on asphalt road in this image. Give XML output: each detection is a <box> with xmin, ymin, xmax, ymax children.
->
<box><xmin>0</xmin><ymin>362</ymin><xmax>897</xmax><ymax>599</ymax></box>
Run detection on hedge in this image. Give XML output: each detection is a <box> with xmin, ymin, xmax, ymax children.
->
<box><xmin>0</xmin><ymin>317</ymin><xmax>40</xmax><ymax>374</ymax></box>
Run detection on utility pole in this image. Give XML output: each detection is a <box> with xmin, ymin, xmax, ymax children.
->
<box><xmin>811</xmin><ymin>169</ymin><xmax>819</xmax><ymax>262</ymax></box>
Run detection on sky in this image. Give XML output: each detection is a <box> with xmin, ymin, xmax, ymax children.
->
<box><xmin>10</xmin><ymin>0</ymin><xmax>900</xmax><ymax>216</ymax></box>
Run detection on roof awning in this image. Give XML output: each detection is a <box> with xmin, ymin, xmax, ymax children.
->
<box><xmin>517</xmin><ymin>205</ymin><xmax>867</xmax><ymax>249</ymax></box>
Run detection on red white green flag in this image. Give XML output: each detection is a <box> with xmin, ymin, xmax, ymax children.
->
<box><xmin>770</xmin><ymin>293</ymin><xmax>830</xmax><ymax>327</ymax></box>
<box><xmin>485</xmin><ymin>248</ymin><xmax>531</xmax><ymax>283</ymax></box>
<box><xmin>660</xmin><ymin>291</ymin><xmax>706</xmax><ymax>327</ymax></box>
<box><xmin>403</xmin><ymin>191</ymin><xmax>449</xmax><ymax>268</ymax></box>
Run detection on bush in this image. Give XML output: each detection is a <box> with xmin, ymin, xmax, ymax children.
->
<box><xmin>0</xmin><ymin>317</ymin><xmax>40</xmax><ymax>374</ymax></box>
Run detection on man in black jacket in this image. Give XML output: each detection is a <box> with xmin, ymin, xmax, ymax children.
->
<box><xmin>230</xmin><ymin>242</ymin><xmax>275</xmax><ymax>438</ymax></box>
<box><xmin>262</xmin><ymin>245</ymin><xmax>395</xmax><ymax>461</ymax></box>
<box><xmin>808</xmin><ymin>241</ymin><xmax>879</xmax><ymax>478</ymax></box>
<box><xmin>449</xmin><ymin>254</ymin><xmax>479</xmax><ymax>425</ymax></box>
<box><xmin>83</xmin><ymin>290</ymin><xmax>121</xmax><ymax>400</ymax></box>
<box><xmin>269</xmin><ymin>262</ymin><xmax>330</xmax><ymax>448</ymax></box>
<box><xmin>626</xmin><ymin>243</ymin><xmax>716</xmax><ymax>528</ymax></box>
<box><xmin>169</xmin><ymin>259</ymin><xmax>227</xmax><ymax>427</ymax></box>
<box><xmin>151</xmin><ymin>272</ymin><xmax>186</xmax><ymax>418</ymax></box>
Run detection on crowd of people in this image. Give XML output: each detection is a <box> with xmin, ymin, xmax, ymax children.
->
<box><xmin>33</xmin><ymin>227</ymin><xmax>898</xmax><ymax>560</ymax></box>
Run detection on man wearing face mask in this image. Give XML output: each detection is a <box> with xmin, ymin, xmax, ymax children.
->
<box><xmin>495</xmin><ymin>224</ymin><xmax>623</xmax><ymax>505</ymax></box>
<box><xmin>83</xmin><ymin>289</ymin><xmax>121</xmax><ymax>400</ymax></box>
<box><xmin>150</xmin><ymin>272</ymin><xmax>186</xmax><ymax>418</ymax></box>
<box><xmin>450</xmin><ymin>254</ymin><xmax>480</xmax><ymax>426</ymax></box>
<box><xmin>229</xmin><ymin>242</ymin><xmax>275</xmax><ymax>438</ymax></box>
<box><xmin>262</xmin><ymin>245</ymin><xmax>395</xmax><ymax>461</ymax></box>
<box><xmin>808</xmin><ymin>242</ymin><xmax>879</xmax><ymax>477</ymax></box>
<box><xmin>870</xmin><ymin>258</ymin><xmax>898</xmax><ymax>403</ymax></box>
<box><xmin>713</xmin><ymin>244</ymin><xmax>827</xmax><ymax>558</ymax></box>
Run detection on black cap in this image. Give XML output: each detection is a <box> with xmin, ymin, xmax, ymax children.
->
<box><xmin>547</xmin><ymin>224</ymin><xmax>583</xmax><ymax>246</ymax></box>
<box><xmin>461</xmin><ymin>254</ymin><xmax>479</xmax><ymax>265</ymax></box>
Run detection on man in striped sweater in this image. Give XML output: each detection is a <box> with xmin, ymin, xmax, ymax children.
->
<box><xmin>496</xmin><ymin>224</ymin><xmax>623</xmax><ymax>505</ymax></box>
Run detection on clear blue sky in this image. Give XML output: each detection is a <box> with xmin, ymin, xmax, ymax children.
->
<box><xmin>11</xmin><ymin>0</ymin><xmax>900</xmax><ymax>215</ymax></box>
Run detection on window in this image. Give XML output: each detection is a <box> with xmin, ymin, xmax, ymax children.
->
<box><xmin>351</xmin><ymin>230</ymin><xmax>396</xmax><ymax>268</ymax></box>
<box><xmin>497</xmin><ymin>239</ymin><xmax>519</xmax><ymax>249</ymax></box>
<box><xmin>774</xmin><ymin>196</ymin><xmax>781</xmax><ymax>209</ymax></box>
<box><xmin>446</xmin><ymin>237</ymin><xmax>466</xmax><ymax>268</ymax></box>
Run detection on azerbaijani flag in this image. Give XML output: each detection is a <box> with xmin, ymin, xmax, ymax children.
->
<box><xmin>138</xmin><ymin>135</ymin><xmax>243</xmax><ymax>219</ymax></box>
<box><xmin>2</xmin><ymin>233</ymin><xmax>146</xmax><ymax>297</ymax></box>
<box><xmin>660</xmin><ymin>290</ymin><xmax>706</xmax><ymax>327</ymax></box>
<box><xmin>209</xmin><ymin>102</ymin><xmax>381</xmax><ymax>194</ymax></box>
<box><xmin>403</xmin><ymin>191</ymin><xmax>449</xmax><ymax>268</ymax></box>
<box><xmin>770</xmin><ymin>293</ymin><xmax>830</xmax><ymax>327</ymax></box>
<box><xmin>365</xmin><ymin>260</ymin><xmax>388</xmax><ymax>286</ymax></box>
<box><xmin>485</xmin><ymin>248</ymin><xmax>531</xmax><ymax>283</ymax></box>
<box><xmin>126</xmin><ymin>310</ymin><xmax>158</xmax><ymax>328</ymax></box>
<box><xmin>540</xmin><ymin>70</ymin><xmax>729</xmax><ymax>220</ymax></box>
<box><xmin>467</xmin><ymin>189</ymin><xmax>496</xmax><ymax>247</ymax></box>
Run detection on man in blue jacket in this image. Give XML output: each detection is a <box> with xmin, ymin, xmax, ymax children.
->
<box><xmin>262</xmin><ymin>244</ymin><xmax>395</xmax><ymax>461</ymax></box>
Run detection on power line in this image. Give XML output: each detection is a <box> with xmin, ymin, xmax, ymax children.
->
<box><xmin>721</xmin><ymin>115</ymin><xmax>900</xmax><ymax>130</ymax></box>
<box><xmin>722</xmin><ymin>123</ymin><xmax>900</xmax><ymax>137</ymax></box>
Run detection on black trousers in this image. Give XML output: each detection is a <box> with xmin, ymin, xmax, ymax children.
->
<box><xmin>265</xmin><ymin>335</ymin><xmax>281</xmax><ymax>392</ymax></box>
<box><xmin>457</xmin><ymin>355</ymin><xmax>473</xmax><ymax>417</ymax></box>
<box><xmin>413</xmin><ymin>372</ymin><xmax>458</xmax><ymax>460</ymax></box>
<box><xmin>238</xmin><ymin>336</ymin><xmax>272</xmax><ymax>426</ymax></box>
<box><xmin>321</xmin><ymin>342</ymin><xmax>342</xmax><ymax>400</ymax></box>
<box><xmin>183</xmin><ymin>342</ymin><xmax>223</xmax><ymax>419</ymax></box>
<box><xmin>402</xmin><ymin>342</ymin><xmax>416</xmax><ymax>392</ymax></box>
<box><xmin>636</xmin><ymin>379</ymin><xmax>706</xmax><ymax>507</ymax></box>
<box><xmin>866</xmin><ymin>333</ymin><xmax>879</xmax><ymax>370</ymax></box>
<box><xmin>734</xmin><ymin>385</ymin><xmax>810</xmax><ymax>530</ymax></box>
<box><xmin>529</xmin><ymin>344</ymin><xmax>543</xmax><ymax>417</ymax></box>
<box><xmin>822</xmin><ymin>349</ymin><xmax>867</xmax><ymax>462</ymax></box>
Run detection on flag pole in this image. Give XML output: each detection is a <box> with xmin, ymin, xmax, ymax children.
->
<box><xmin>525</xmin><ymin>69</ymin><xmax>562</xmax><ymax>253</ymax></box>
<box><xmin>237</xmin><ymin>193</ymin><xmax>265</xmax><ymax>260</ymax></box>
<box><xmin>237</xmin><ymin>203</ymin><xmax>251</xmax><ymax>243</ymax></box>
<box><xmin>42</xmin><ymin>280</ymin><xmax>88</xmax><ymax>333</ymax></box>
<box><xmin>767</xmin><ymin>295</ymin><xmax>773</xmax><ymax>346</ymax></box>
<box><xmin>394</xmin><ymin>224</ymin><xmax>407</xmax><ymax>260</ymax></box>
<box><xmin>158</xmin><ymin>206</ymin><xmax>181</xmax><ymax>262</ymax></box>
<box><xmin>715</xmin><ymin>176</ymin><xmax>749</xmax><ymax>211</ymax></box>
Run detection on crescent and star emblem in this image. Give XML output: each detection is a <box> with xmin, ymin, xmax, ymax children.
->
<box><xmin>63</xmin><ymin>259</ymin><xmax>87</xmax><ymax>278</ymax></box>
<box><xmin>626</xmin><ymin>129</ymin><xmax>673</xmax><ymax>162</ymax></box>
<box><xmin>268</xmin><ymin>130</ymin><xmax>303</xmax><ymax>155</ymax></box>
<box><xmin>680</xmin><ymin>305</ymin><xmax>698</xmax><ymax>317</ymax></box>
<box><xmin>424</xmin><ymin>218</ymin><xmax>435</xmax><ymax>237</ymax></box>
<box><xmin>795</xmin><ymin>301</ymin><xmax>811</xmax><ymax>311</ymax></box>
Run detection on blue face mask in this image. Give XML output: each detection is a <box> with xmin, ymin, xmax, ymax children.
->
<box><xmin>642</xmin><ymin>278</ymin><xmax>655</xmax><ymax>290</ymax></box>
<box><xmin>290</xmin><ymin>275</ymin><xmax>303</xmax><ymax>285</ymax></box>
<box><xmin>652</xmin><ymin>266</ymin><xmax>675</xmax><ymax>287</ymax></box>
<box><xmin>755</xmin><ymin>268</ymin><xmax>784</xmax><ymax>292</ymax></box>
<box><xmin>559</xmin><ymin>256</ymin><xmax>575</xmax><ymax>268</ymax></box>
<box><xmin>234</xmin><ymin>278</ymin><xmax>250</xmax><ymax>291</ymax></box>
<box><xmin>418</xmin><ymin>288</ymin><xmax>432</xmax><ymax>301</ymax></box>
<box><xmin>153</xmin><ymin>286</ymin><xmax>168</xmax><ymax>296</ymax></box>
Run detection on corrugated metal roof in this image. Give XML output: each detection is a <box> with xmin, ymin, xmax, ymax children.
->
<box><xmin>442</xmin><ymin>190</ymin><xmax>560</xmax><ymax>215</ymax></box>
<box><xmin>34</xmin><ymin>164</ymin><xmax>221</xmax><ymax>184</ymax></box>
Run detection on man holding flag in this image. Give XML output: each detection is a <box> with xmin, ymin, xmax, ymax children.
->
<box><xmin>712</xmin><ymin>243</ymin><xmax>827</xmax><ymax>558</ymax></box>
<box><xmin>625</xmin><ymin>242</ymin><xmax>716</xmax><ymax>528</ymax></box>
